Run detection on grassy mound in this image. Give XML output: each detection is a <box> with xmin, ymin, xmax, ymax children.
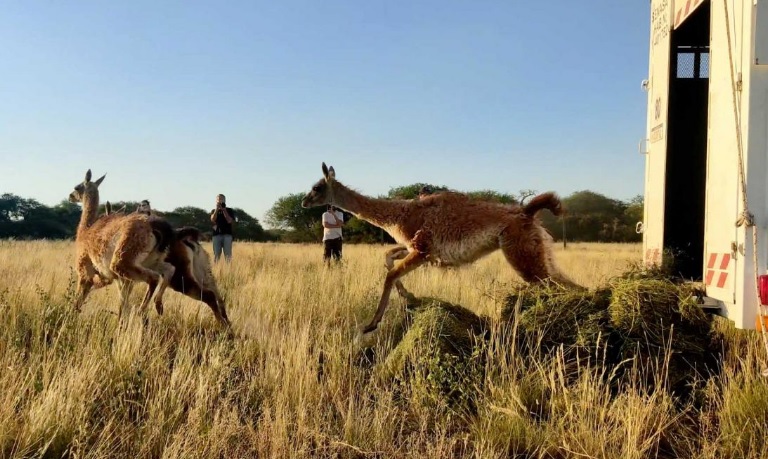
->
<box><xmin>364</xmin><ymin>269</ymin><xmax>722</xmax><ymax>425</ymax></box>
<box><xmin>502</xmin><ymin>275</ymin><xmax>719</xmax><ymax>396</ymax></box>
<box><xmin>503</xmin><ymin>284</ymin><xmax>613</xmax><ymax>353</ymax></box>
<box><xmin>372</xmin><ymin>298</ymin><xmax>491</xmax><ymax>413</ymax></box>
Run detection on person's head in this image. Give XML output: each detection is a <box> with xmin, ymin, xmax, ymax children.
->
<box><xmin>136</xmin><ymin>199</ymin><xmax>151</xmax><ymax>214</ymax></box>
<box><xmin>418</xmin><ymin>186</ymin><xmax>433</xmax><ymax>198</ymax></box>
<box><xmin>327</xmin><ymin>204</ymin><xmax>336</xmax><ymax>212</ymax></box>
<box><xmin>216</xmin><ymin>194</ymin><xmax>226</xmax><ymax>207</ymax></box>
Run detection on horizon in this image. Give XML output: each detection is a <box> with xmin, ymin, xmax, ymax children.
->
<box><xmin>2</xmin><ymin>182</ymin><xmax>643</xmax><ymax>227</ymax></box>
<box><xmin>1</xmin><ymin>1</ymin><xmax>650</xmax><ymax>226</ymax></box>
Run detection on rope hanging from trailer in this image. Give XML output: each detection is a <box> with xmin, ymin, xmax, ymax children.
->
<box><xmin>723</xmin><ymin>0</ymin><xmax>768</xmax><ymax>375</ymax></box>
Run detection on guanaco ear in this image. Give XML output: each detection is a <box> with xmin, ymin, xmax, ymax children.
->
<box><xmin>322</xmin><ymin>162</ymin><xmax>330</xmax><ymax>180</ymax></box>
<box><xmin>328</xmin><ymin>166</ymin><xmax>335</xmax><ymax>180</ymax></box>
<box><xmin>85</xmin><ymin>169</ymin><xmax>92</xmax><ymax>183</ymax></box>
<box><xmin>94</xmin><ymin>173</ymin><xmax>106</xmax><ymax>187</ymax></box>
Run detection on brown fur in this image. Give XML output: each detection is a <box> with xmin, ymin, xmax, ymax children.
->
<box><xmin>69</xmin><ymin>169</ymin><xmax>176</xmax><ymax>319</ymax></box>
<box><xmin>523</xmin><ymin>192</ymin><xmax>562</xmax><ymax>217</ymax></box>
<box><xmin>165</xmin><ymin>227</ymin><xmax>231</xmax><ymax>326</ymax></box>
<box><xmin>97</xmin><ymin>201</ymin><xmax>231</xmax><ymax>328</ymax></box>
<box><xmin>100</xmin><ymin>200</ymin><xmax>230</xmax><ymax>327</ymax></box>
<box><xmin>302</xmin><ymin>162</ymin><xmax>579</xmax><ymax>333</ymax></box>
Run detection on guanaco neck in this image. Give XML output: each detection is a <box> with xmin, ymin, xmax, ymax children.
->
<box><xmin>331</xmin><ymin>181</ymin><xmax>409</xmax><ymax>229</ymax></box>
<box><xmin>77</xmin><ymin>190</ymin><xmax>100</xmax><ymax>236</ymax></box>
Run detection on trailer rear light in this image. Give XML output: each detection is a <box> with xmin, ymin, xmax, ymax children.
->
<box><xmin>759</xmin><ymin>275</ymin><xmax>768</xmax><ymax>305</ymax></box>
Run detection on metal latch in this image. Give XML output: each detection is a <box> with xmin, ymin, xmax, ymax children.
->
<box><xmin>638</xmin><ymin>138</ymin><xmax>648</xmax><ymax>155</ymax></box>
<box><xmin>731</xmin><ymin>241</ymin><xmax>744</xmax><ymax>258</ymax></box>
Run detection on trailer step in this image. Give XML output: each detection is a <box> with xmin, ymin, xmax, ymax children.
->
<box><xmin>697</xmin><ymin>296</ymin><xmax>723</xmax><ymax>314</ymax></box>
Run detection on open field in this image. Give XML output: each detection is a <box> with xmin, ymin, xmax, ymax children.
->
<box><xmin>0</xmin><ymin>241</ymin><xmax>767</xmax><ymax>458</ymax></box>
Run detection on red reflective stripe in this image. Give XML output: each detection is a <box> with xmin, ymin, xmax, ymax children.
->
<box><xmin>676</xmin><ymin>0</ymin><xmax>704</xmax><ymax>28</ymax></box>
<box><xmin>720</xmin><ymin>253</ymin><xmax>731</xmax><ymax>270</ymax></box>
<box><xmin>707</xmin><ymin>253</ymin><xmax>718</xmax><ymax>269</ymax></box>
<box><xmin>717</xmin><ymin>272</ymin><xmax>728</xmax><ymax>288</ymax></box>
<box><xmin>644</xmin><ymin>248</ymin><xmax>662</xmax><ymax>265</ymax></box>
<box><xmin>705</xmin><ymin>270</ymin><xmax>715</xmax><ymax>286</ymax></box>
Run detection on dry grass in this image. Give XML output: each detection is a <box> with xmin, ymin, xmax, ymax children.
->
<box><xmin>0</xmin><ymin>240</ymin><xmax>766</xmax><ymax>458</ymax></box>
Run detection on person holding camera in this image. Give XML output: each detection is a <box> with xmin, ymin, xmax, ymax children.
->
<box><xmin>322</xmin><ymin>204</ymin><xmax>344</xmax><ymax>263</ymax></box>
<box><xmin>210</xmin><ymin>194</ymin><xmax>237</xmax><ymax>263</ymax></box>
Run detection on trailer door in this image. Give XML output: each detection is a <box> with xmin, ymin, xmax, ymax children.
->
<box><xmin>643</xmin><ymin>0</ymin><xmax>674</xmax><ymax>267</ymax></box>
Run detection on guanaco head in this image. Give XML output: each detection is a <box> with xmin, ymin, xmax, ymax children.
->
<box><xmin>69</xmin><ymin>169</ymin><xmax>106</xmax><ymax>203</ymax></box>
<box><xmin>301</xmin><ymin>162</ymin><xmax>335</xmax><ymax>208</ymax></box>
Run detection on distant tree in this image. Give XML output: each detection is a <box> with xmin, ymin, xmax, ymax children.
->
<box><xmin>624</xmin><ymin>195</ymin><xmax>644</xmax><ymax>223</ymax></box>
<box><xmin>159</xmin><ymin>206</ymin><xmax>266</xmax><ymax>241</ymax></box>
<box><xmin>0</xmin><ymin>193</ymin><xmax>41</xmax><ymax>222</ymax></box>
<box><xmin>465</xmin><ymin>190</ymin><xmax>518</xmax><ymax>205</ymax></box>
<box><xmin>619</xmin><ymin>195</ymin><xmax>644</xmax><ymax>242</ymax></box>
<box><xmin>265</xmin><ymin>193</ymin><xmax>325</xmax><ymax>242</ymax></box>
<box><xmin>229</xmin><ymin>207</ymin><xmax>266</xmax><ymax>241</ymax></box>
<box><xmin>517</xmin><ymin>189</ymin><xmax>537</xmax><ymax>205</ymax></box>
<box><xmin>388</xmin><ymin>184</ymin><xmax>517</xmax><ymax>205</ymax></box>
<box><xmin>263</xmin><ymin>229</ymin><xmax>287</xmax><ymax>242</ymax></box>
<box><xmin>564</xmin><ymin>190</ymin><xmax>626</xmax><ymax>216</ymax></box>
<box><xmin>164</xmin><ymin>206</ymin><xmax>211</xmax><ymax>230</ymax></box>
<box><xmin>0</xmin><ymin>194</ymin><xmax>72</xmax><ymax>239</ymax></box>
<box><xmin>52</xmin><ymin>200</ymin><xmax>81</xmax><ymax>233</ymax></box>
<box><xmin>387</xmin><ymin>183</ymin><xmax>449</xmax><ymax>200</ymax></box>
<box><xmin>343</xmin><ymin>216</ymin><xmax>395</xmax><ymax>244</ymax></box>
<box><xmin>539</xmin><ymin>191</ymin><xmax>642</xmax><ymax>243</ymax></box>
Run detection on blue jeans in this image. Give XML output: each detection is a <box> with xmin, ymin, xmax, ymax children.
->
<box><xmin>212</xmin><ymin>234</ymin><xmax>233</xmax><ymax>262</ymax></box>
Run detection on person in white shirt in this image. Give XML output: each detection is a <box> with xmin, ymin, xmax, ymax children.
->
<box><xmin>322</xmin><ymin>204</ymin><xmax>344</xmax><ymax>263</ymax></box>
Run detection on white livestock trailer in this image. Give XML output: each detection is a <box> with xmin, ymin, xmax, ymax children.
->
<box><xmin>640</xmin><ymin>0</ymin><xmax>768</xmax><ymax>330</ymax></box>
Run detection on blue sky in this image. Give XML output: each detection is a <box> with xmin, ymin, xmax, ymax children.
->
<box><xmin>0</xmin><ymin>1</ymin><xmax>650</xmax><ymax>226</ymax></box>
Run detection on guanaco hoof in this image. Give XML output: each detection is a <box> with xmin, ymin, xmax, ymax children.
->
<box><xmin>354</xmin><ymin>325</ymin><xmax>379</xmax><ymax>349</ymax></box>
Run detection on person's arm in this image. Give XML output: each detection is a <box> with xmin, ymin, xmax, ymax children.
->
<box><xmin>210</xmin><ymin>208</ymin><xmax>218</xmax><ymax>223</ymax></box>
<box><xmin>221</xmin><ymin>207</ymin><xmax>234</xmax><ymax>224</ymax></box>
<box><xmin>332</xmin><ymin>212</ymin><xmax>344</xmax><ymax>226</ymax></box>
<box><xmin>322</xmin><ymin>213</ymin><xmax>342</xmax><ymax>229</ymax></box>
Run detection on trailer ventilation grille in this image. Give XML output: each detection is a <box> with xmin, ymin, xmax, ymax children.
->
<box><xmin>699</xmin><ymin>52</ymin><xmax>709</xmax><ymax>78</ymax></box>
<box><xmin>675</xmin><ymin>47</ymin><xmax>709</xmax><ymax>79</ymax></box>
<box><xmin>677</xmin><ymin>53</ymin><xmax>696</xmax><ymax>78</ymax></box>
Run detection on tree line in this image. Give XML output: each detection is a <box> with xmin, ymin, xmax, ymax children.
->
<box><xmin>1</xmin><ymin>185</ymin><xmax>643</xmax><ymax>244</ymax></box>
<box><xmin>0</xmin><ymin>195</ymin><xmax>269</xmax><ymax>242</ymax></box>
